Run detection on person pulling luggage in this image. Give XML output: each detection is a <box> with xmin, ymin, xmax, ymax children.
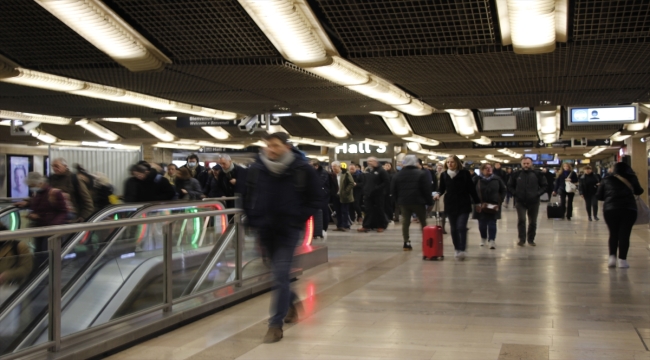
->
<box><xmin>552</xmin><ymin>163</ymin><xmax>579</xmax><ymax>220</ymax></box>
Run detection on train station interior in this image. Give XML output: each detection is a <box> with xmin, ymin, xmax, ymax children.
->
<box><xmin>0</xmin><ymin>0</ymin><xmax>649</xmax><ymax>359</ymax></box>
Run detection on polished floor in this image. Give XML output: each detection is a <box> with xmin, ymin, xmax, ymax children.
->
<box><xmin>107</xmin><ymin>198</ymin><xmax>650</xmax><ymax>360</ymax></box>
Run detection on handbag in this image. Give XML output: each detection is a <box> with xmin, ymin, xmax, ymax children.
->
<box><xmin>565</xmin><ymin>181</ymin><xmax>577</xmax><ymax>193</ymax></box>
<box><xmin>614</xmin><ymin>175</ymin><xmax>650</xmax><ymax>225</ymax></box>
<box><xmin>478</xmin><ymin>180</ymin><xmax>499</xmax><ymax>214</ymax></box>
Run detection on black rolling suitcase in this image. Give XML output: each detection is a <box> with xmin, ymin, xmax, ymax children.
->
<box><xmin>312</xmin><ymin>209</ymin><xmax>324</xmax><ymax>238</ymax></box>
<box><xmin>547</xmin><ymin>202</ymin><xmax>565</xmax><ymax>219</ymax></box>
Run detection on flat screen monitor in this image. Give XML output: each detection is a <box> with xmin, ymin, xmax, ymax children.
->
<box><xmin>568</xmin><ymin>105</ymin><xmax>637</xmax><ymax>126</ymax></box>
<box><xmin>7</xmin><ymin>155</ymin><xmax>33</xmax><ymax>198</ymax></box>
<box><xmin>533</xmin><ymin>160</ymin><xmax>544</xmax><ymax>165</ymax></box>
<box><xmin>540</xmin><ymin>154</ymin><xmax>554</xmax><ymax>161</ymax></box>
<box><xmin>546</xmin><ymin>159</ymin><xmax>560</xmax><ymax>166</ymax></box>
<box><xmin>526</xmin><ymin>154</ymin><xmax>538</xmax><ymax>161</ymax></box>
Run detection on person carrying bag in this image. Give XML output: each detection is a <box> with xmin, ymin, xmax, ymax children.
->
<box><xmin>472</xmin><ymin>163</ymin><xmax>507</xmax><ymax>249</ymax></box>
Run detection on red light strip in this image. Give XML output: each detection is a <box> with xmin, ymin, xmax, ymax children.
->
<box><xmin>302</xmin><ymin>216</ymin><xmax>314</xmax><ymax>246</ymax></box>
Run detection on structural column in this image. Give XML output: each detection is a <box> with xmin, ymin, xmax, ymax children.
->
<box><xmin>625</xmin><ymin>136</ymin><xmax>649</xmax><ymax>206</ymax></box>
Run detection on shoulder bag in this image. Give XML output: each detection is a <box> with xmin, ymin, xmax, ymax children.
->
<box><xmin>478</xmin><ymin>180</ymin><xmax>499</xmax><ymax>214</ymax></box>
<box><xmin>613</xmin><ymin>175</ymin><xmax>650</xmax><ymax>225</ymax></box>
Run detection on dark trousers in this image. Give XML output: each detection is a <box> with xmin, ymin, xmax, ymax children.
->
<box><xmin>259</xmin><ymin>226</ymin><xmax>300</xmax><ymax>328</ymax></box>
<box><xmin>584</xmin><ymin>193</ymin><xmax>598</xmax><ymax>218</ymax></box>
<box><xmin>560</xmin><ymin>192</ymin><xmax>575</xmax><ymax>218</ymax></box>
<box><xmin>321</xmin><ymin>203</ymin><xmax>331</xmax><ymax>231</ymax></box>
<box><xmin>362</xmin><ymin>194</ymin><xmax>386</xmax><ymax>229</ymax></box>
<box><xmin>384</xmin><ymin>194</ymin><xmax>394</xmax><ymax>222</ymax></box>
<box><xmin>351</xmin><ymin>191</ymin><xmax>363</xmax><ymax>220</ymax></box>
<box><xmin>333</xmin><ymin>198</ymin><xmax>351</xmax><ymax>229</ymax></box>
<box><xmin>448</xmin><ymin>212</ymin><xmax>470</xmax><ymax>251</ymax></box>
<box><xmin>515</xmin><ymin>201</ymin><xmax>540</xmax><ymax>242</ymax></box>
<box><xmin>604</xmin><ymin>209</ymin><xmax>637</xmax><ymax>260</ymax></box>
<box><xmin>399</xmin><ymin>204</ymin><xmax>427</xmax><ymax>242</ymax></box>
<box><xmin>478</xmin><ymin>219</ymin><xmax>497</xmax><ymax>241</ymax></box>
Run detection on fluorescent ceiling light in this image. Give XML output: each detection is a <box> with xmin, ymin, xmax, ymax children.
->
<box><xmin>584</xmin><ymin>146</ymin><xmax>607</xmax><ymax>158</ymax></box>
<box><xmin>30</xmin><ymin>129</ymin><xmax>58</xmax><ymax>144</ymax></box>
<box><xmin>289</xmin><ymin>137</ymin><xmax>338</xmax><ymax>148</ymax></box>
<box><xmin>102</xmin><ymin>117</ymin><xmax>145</xmax><ymax>125</ymax></box>
<box><xmin>446</xmin><ymin>109</ymin><xmax>478</xmax><ymax>136</ymax></box>
<box><xmin>536</xmin><ymin>106</ymin><xmax>560</xmax><ymax>143</ymax></box>
<box><xmin>610</xmin><ymin>132</ymin><xmax>631</xmax><ymax>142</ymax></box>
<box><xmin>76</xmin><ymin>120</ymin><xmax>120</xmax><ymax>141</ymax></box>
<box><xmin>504</xmin><ymin>159</ymin><xmax>510</xmax><ymax>163</ymax></box>
<box><xmin>268</xmin><ymin>125</ymin><xmax>290</xmax><ymax>134</ymax></box>
<box><xmin>624</xmin><ymin>119</ymin><xmax>649</xmax><ymax>132</ymax></box>
<box><xmin>376</xmin><ymin>112</ymin><xmax>413</xmax><ymax>137</ymax></box>
<box><xmin>54</xmin><ymin>140</ymin><xmax>82</xmax><ymax>147</ymax></box>
<box><xmin>0</xmin><ymin>69</ymin><xmax>239</xmax><ymax>120</ymax></box>
<box><xmin>0</xmin><ymin>110</ymin><xmax>71</xmax><ymax>125</ymax></box>
<box><xmin>238</xmin><ymin>0</ymin><xmax>329</xmax><ymax>66</ymax></box>
<box><xmin>296</xmin><ymin>112</ymin><xmax>318</xmax><ymax>119</ymax></box>
<box><xmin>480</xmin><ymin>160</ymin><xmax>488</xmax><ymax>164</ymax></box>
<box><xmin>35</xmin><ymin>0</ymin><xmax>171</xmax><ymax>72</ymax></box>
<box><xmin>406</xmin><ymin>142</ymin><xmax>423</xmax><ymax>152</ymax></box>
<box><xmin>304</xmin><ymin>56</ymin><xmax>370</xmax><ymax>86</ymax></box>
<box><xmin>316</xmin><ymin>116</ymin><xmax>350</xmax><ymax>138</ymax></box>
<box><xmin>348</xmin><ymin>77</ymin><xmax>411</xmax><ymax>105</ymax></box>
<box><xmin>176</xmin><ymin>139</ymin><xmax>198</xmax><ymax>145</ymax></box>
<box><xmin>392</xmin><ymin>99</ymin><xmax>435</xmax><ymax>116</ymax></box>
<box><xmin>496</xmin><ymin>0</ymin><xmax>568</xmax><ymax>54</ymax></box>
<box><xmin>153</xmin><ymin>142</ymin><xmax>200</xmax><ymax>151</ymax></box>
<box><xmin>471</xmin><ymin>136</ymin><xmax>492</xmax><ymax>145</ymax></box>
<box><xmin>403</xmin><ymin>134</ymin><xmax>440</xmax><ymax>147</ymax></box>
<box><xmin>202</xmin><ymin>126</ymin><xmax>231</xmax><ymax>140</ymax></box>
<box><xmin>362</xmin><ymin>138</ymin><xmax>389</xmax><ymax>147</ymax></box>
<box><xmin>249</xmin><ymin>140</ymin><xmax>267</xmax><ymax>147</ymax></box>
<box><xmin>502</xmin><ymin>133</ymin><xmax>515</xmax><ymax>137</ymax></box>
<box><xmin>137</xmin><ymin>122</ymin><xmax>176</xmax><ymax>142</ymax></box>
<box><xmin>195</xmin><ymin>141</ymin><xmax>246</xmax><ymax>150</ymax></box>
<box><xmin>457</xmin><ymin>155</ymin><xmax>466</xmax><ymax>160</ymax></box>
<box><xmin>81</xmin><ymin>141</ymin><xmax>140</xmax><ymax>150</ymax></box>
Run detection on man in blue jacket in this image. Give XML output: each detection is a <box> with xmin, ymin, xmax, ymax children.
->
<box><xmin>244</xmin><ymin>132</ymin><xmax>322</xmax><ymax>343</ymax></box>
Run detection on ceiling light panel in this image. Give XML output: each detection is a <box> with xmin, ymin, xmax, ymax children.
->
<box><xmin>402</xmin><ymin>135</ymin><xmax>440</xmax><ymax>147</ymax></box>
<box><xmin>81</xmin><ymin>141</ymin><xmax>140</xmax><ymax>150</ymax></box>
<box><xmin>471</xmin><ymin>136</ymin><xmax>492</xmax><ymax>145</ymax></box>
<box><xmin>153</xmin><ymin>142</ymin><xmax>200</xmax><ymax>150</ymax></box>
<box><xmin>0</xmin><ymin>110</ymin><xmax>72</xmax><ymax>125</ymax></box>
<box><xmin>362</xmin><ymin>138</ymin><xmax>389</xmax><ymax>146</ymax></box>
<box><xmin>377</xmin><ymin>112</ymin><xmax>413</xmax><ymax>137</ymax></box>
<box><xmin>304</xmin><ymin>56</ymin><xmax>370</xmax><ymax>86</ymax></box>
<box><xmin>35</xmin><ymin>0</ymin><xmax>172</xmax><ymax>72</ymax></box>
<box><xmin>137</xmin><ymin>122</ymin><xmax>176</xmax><ymax>142</ymax></box>
<box><xmin>196</xmin><ymin>141</ymin><xmax>246</xmax><ymax>149</ymax></box>
<box><xmin>316</xmin><ymin>117</ymin><xmax>350</xmax><ymax>138</ymax></box>
<box><xmin>496</xmin><ymin>0</ymin><xmax>568</xmax><ymax>54</ymax></box>
<box><xmin>392</xmin><ymin>99</ymin><xmax>434</xmax><ymax>116</ymax></box>
<box><xmin>348</xmin><ymin>78</ymin><xmax>411</xmax><ymax>105</ymax></box>
<box><xmin>76</xmin><ymin>120</ymin><xmax>120</xmax><ymax>141</ymax></box>
<box><xmin>536</xmin><ymin>106</ymin><xmax>560</xmax><ymax>143</ymax></box>
<box><xmin>202</xmin><ymin>126</ymin><xmax>231</xmax><ymax>140</ymax></box>
<box><xmin>446</xmin><ymin>109</ymin><xmax>478</xmax><ymax>136</ymax></box>
<box><xmin>101</xmin><ymin>117</ymin><xmax>145</xmax><ymax>125</ymax></box>
<box><xmin>30</xmin><ymin>129</ymin><xmax>58</xmax><ymax>144</ymax></box>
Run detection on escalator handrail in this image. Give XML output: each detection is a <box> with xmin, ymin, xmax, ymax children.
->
<box><xmin>0</xmin><ymin>203</ymin><xmax>147</xmax><ymax>322</ymax></box>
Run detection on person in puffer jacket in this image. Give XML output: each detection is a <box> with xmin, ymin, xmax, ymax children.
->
<box><xmin>596</xmin><ymin>162</ymin><xmax>644</xmax><ymax>269</ymax></box>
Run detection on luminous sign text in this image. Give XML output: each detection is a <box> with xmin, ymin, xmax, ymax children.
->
<box><xmin>335</xmin><ymin>143</ymin><xmax>387</xmax><ymax>154</ymax></box>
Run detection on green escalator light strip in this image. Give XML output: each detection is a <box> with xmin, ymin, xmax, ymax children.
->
<box><xmin>114</xmin><ymin>214</ymin><xmax>119</xmax><ymax>220</ymax></box>
<box><xmin>10</xmin><ymin>212</ymin><xmax>18</xmax><ymax>231</ymax></box>
<box><xmin>191</xmin><ymin>208</ymin><xmax>200</xmax><ymax>246</ymax></box>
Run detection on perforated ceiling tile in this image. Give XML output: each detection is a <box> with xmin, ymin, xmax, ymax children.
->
<box><xmin>407</xmin><ymin>113</ymin><xmax>456</xmax><ymax>134</ymax></box>
<box><xmin>0</xmin><ymin>0</ymin><xmax>115</xmax><ymax>66</ymax></box>
<box><xmin>573</xmin><ymin>0</ymin><xmax>650</xmax><ymax>41</ymax></box>
<box><xmin>567</xmin><ymin>43</ymin><xmax>650</xmax><ymax>76</ymax></box>
<box><xmin>278</xmin><ymin>116</ymin><xmax>331</xmax><ymax>137</ymax></box>
<box><xmin>311</xmin><ymin>0</ymin><xmax>496</xmax><ymax>55</ymax></box>
<box><xmin>155</xmin><ymin>120</ymin><xmax>216</xmax><ymax>139</ymax></box>
<box><xmin>290</xmin><ymin>99</ymin><xmax>393</xmax><ymax>115</ymax></box>
<box><xmin>99</xmin><ymin>122</ymin><xmax>158</xmax><ymax>140</ymax></box>
<box><xmin>104</xmin><ymin>0</ymin><xmax>280</xmax><ymax>60</ymax></box>
<box><xmin>338</xmin><ymin>115</ymin><xmax>392</xmax><ymax>136</ymax></box>
<box><xmin>158</xmin><ymin>90</ymin><xmax>272</xmax><ymax>107</ymax></box>
<box><xmin>41</xmin><ymin>124</ymin><xmax>104</xmax><ymax>141</ymax></box>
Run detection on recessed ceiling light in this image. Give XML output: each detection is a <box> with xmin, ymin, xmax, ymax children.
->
<box><xmin>524</xmin><ymin>149</ymin><xmax>532</xmax><ymax>152</ymax></box>
<box><xmin>501</xmin><ymin>133</ymin><xmax>515</xmax><ymax>137</ymax></box>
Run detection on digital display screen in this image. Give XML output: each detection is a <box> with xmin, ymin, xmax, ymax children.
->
<box><xmin>568</xmin><ymin>105</ymin><xmax>637</xmax><ymax>125</ymax></box>
<box><xmin>7</xmin><ymin>155</ymin><xmax>33</xmax><ymax>198</ymax></box>
<box><xmin>540</xmin><ymin>154</ymin><xmax>554</xmax><ymax>161</ymax></box>
<box><xmin>546</xmin><ymin>159</ymin><xmax>560</xmax><ymax>165</ymax></box>
<box><xmin>533</xmin><ymin>160</ymin><xmax>544</xmax><ymax>165</ymax></box>
<box><xmin>526</xmin><ymin>154</ymin><xmax>538</xmax><ymax>161</ymax></box>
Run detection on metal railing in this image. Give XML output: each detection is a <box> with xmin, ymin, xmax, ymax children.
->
<box><xmin>0</xmin><ymin>207</ymin><xmax>246</xmax><ymax>359</ymax></box>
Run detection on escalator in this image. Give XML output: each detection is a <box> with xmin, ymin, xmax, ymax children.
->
<box><xmin>0</xmin><ymin>200</ymin><xmax>232</xmax><ymax>355</ymax></box>
<box><xmin>0</xmin><ymin>203</ymin><xmax>154</xmax><ymax>355</ymax></box>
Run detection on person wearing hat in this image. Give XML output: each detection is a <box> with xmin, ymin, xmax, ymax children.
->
<box><xmin>391</xmin><ymin>155</ymin><xmax>434</xmax><ymax>250</ymax></box>
<box><xmin>331</xmin><ymin>161</ymin><xmax>355</xmax><ymax>231</ymax></box>
<box><xmin>203</xmin><ymin>164</ymin><xmax>225</xmax><ymax>198</ymax></box>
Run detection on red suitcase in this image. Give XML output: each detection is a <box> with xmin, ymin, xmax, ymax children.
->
<box><xmin>422</xmin><ymin>222</ymin><xmax>444</xmax><ymax>261</ymax></box>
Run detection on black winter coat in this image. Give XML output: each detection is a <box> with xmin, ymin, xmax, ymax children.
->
<box><xmin>218</xmin><ymin>165</ymin><xmax>248</xmax><ymax>196</ymax></box>
<box><xmin>352</xmin><ymin>170</ymin><xmax>364</xmax><ymax>196</ymax></box>
<box><xmin>314</xmin><ymin>166</ymin><xmax>331</xmax><ymax>202</ymax></box>
<box><xmin>181</xmin><ymin>164</ymin><xmax>209</xmax><ymax>189</ymax></box>
<box><xmin>579</xmin><ymin>173</ymin><xmax>601</xmax><ymax>197</ymax></box>
<box><xmin>472</xmin><ymin>176</ymin><xmax>507</xmax><ymax>220</ymax></box>
<box><xmin>126</xmin><ymin>171</ymin><xmax>177</xmax><ymax>203</ymax></box>
<box><xmin>554</xmin><ymin>171</ymin><xmax>579</xmax><ymax>194</ymax></box>
<box><xmin>203</xmin><ymin>175</ymin><xmax>225</xmax><ymax>198</ymax></box>
<box><xmin>508</xmin><ymin>170</ymin><xmax>547</xmax><ymax>205</ymax></box>
<box><xmin>362</xmin><ymin>166</ymin><xmax>390</xmax><ymax>197</ymax></box>
<box><xmin>244</xmin><ymin>149</ymin><xmax>323</xmax><ymax>232</ymax></box>
<box><xmin>390</xmin><ymin>166</ymin><xmax>433</xmax><ymax>206</ymax></box>
<box><xmin>437</xmin><ymin>169</ymin><xmax>481</xmax><ymax>215</ymax></box>
<box><xmin>596</xmin><ymin>174</ymin><xmax>644</xmax><ymax>212</ymax></box>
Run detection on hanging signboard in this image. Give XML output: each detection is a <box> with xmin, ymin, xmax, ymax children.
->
<box><xmin>177</xmin><ymin>117</ymin><xmax>237</xmax><ymax>128</ymax></box>
<box><xmin>472</xmin><ymin>141</ymin><xmax>537</xmax><ymax>149</ymax></box>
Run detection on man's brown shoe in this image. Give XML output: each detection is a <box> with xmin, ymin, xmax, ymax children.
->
<box><xmin>263</xmin><ymin>327</ymin><xmax>283</xmax><ymax>343</ymax></box>
<box><xmin>284</xmin><ymin>303</ymin><xmax>301</xmax><ymax>323</ymax></box>
<box><xmin>357</xmin><ymin>228</ymin><xmax>369</xmax><ymax>232</ymax></box>
<box><xmin>377</xmin><ymin>228</ymin><xmax>385</xmax><ymax>233</ymax></box>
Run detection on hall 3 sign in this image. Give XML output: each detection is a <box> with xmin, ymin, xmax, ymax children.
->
<box><xmin>335</xmin><ymin>142</ymin><xmax>387</xmax><ymax>154</ymax></box>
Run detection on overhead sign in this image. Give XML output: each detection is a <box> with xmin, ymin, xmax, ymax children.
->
<box><xmin>472</xmin><ymin>141</ymin><xmax>536</xmax><ymax>149</ymax></box>
<box><xmin>335</xmin><ymin>142</ymin><xmax>387</xmax><ymax>154</ymax></box>
<box><xmin>177</xmin><ymin>117</ymin><xmax>236</xmax><ymax>128</ymax></box>
<box><xmin>568</xmin><ymin>105</ymin><xmax>637</xmax><ymax>126</ymax></box>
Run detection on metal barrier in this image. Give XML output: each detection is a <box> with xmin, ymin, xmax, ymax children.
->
<box><xmin>0</xmin><ymin>208</ymin><xmax>246</xmax><ymax>359</ymax></box>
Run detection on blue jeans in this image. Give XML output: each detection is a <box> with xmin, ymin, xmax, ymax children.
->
<box><xmin>478</xmin><ymin>219</ymin><xmax>497</xmax><ymax>241</ymax></box>
<box><xmin>448</xmin><ymin>212</ymin><xmax>470</xmax><ymax>251</ymax></box>
<box><xmin>334</xmin><ymin>198</ymin><xmax>350</xmax><ymax>229</ymax></box>
<box><xmin>259</xmin><ymin>226</ymin><xmax>300</xmax><ymax>328</ymax></box>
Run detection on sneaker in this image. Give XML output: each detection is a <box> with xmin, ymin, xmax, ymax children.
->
<box><xmin>403</xmin><ymin>241</ymin><xmax>412</xmax><ymax>251</ymax></box>
<box><xmin>489</xmin><ymin>240</ymin><xmax>496</xmax><ymax>249</ymax></box>
<box><xmin>377</xmin><ymin>228</ymin><xmax>385</xmax><ymax>233</ymax></box>
<box><xmin>454</xmin><ymin>250</ymin><xmax>460</xmax><ymax>258</ymax></box>
<box><xmin>608</xmin><ymin>255</ymin><xmax>617</xmax><ymax>268</ymax></box>
<box><xmin>517</xmin><ymin>241</ymin><xmax>525</xmax><ymax>246</ymax></box>
<box><xmin>528</xmin><ymin>241</ymin><xmax>536</xmax><ymax>246</ymax></box>
<box><xmin>618</xmin><ymin>259</ymin><xmax>629</xmax><ymax>268</ymax></box>
<box><xmin>457</xmin><ymin>251</ymin><xmax>466</xmax><ymax>260</ymax></box>
<box><xmin>322</xmin><ymin>231</ymin><xmax>327</xmax><ymax>239</ymax></box>
<box><xmin>588</xmin><ymin>217</ymin><xmax>592</xmax><ymax>221</ymax></box>
<box><xmin>263</xmin><ymin>327</ymin><xmax>283</xmax><ymax>343</ymax></box>
<box><xmin>480</xmin><ymin>238</ymin><xmax>487</xmax><ymax>247</ymax></box>
<box><xmin>594</xmin><ymin>216</ymin><xmax>599</xmax><ymax>221</ymax></box>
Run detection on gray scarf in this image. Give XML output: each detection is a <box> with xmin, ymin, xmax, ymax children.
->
<box><xmin>447</xmin><ymin>169</ymin><xmax>458</xmax><ymax>179</ymax></box>
<box><xmin>260</xmin><ymin>151</ymin><xmax>295</xmax><ymax>175</ymax></box>
<box><xmin>223</xmin><ymin>163</ymin><xmax>235</xmax><ymax>173</ymax></box>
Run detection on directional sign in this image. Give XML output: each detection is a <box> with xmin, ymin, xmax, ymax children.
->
<box><xmin>472</xmin><ymin>141</ymin><xmax>537</xmax><ymax>149</ymax></box>
<box><xmin>177</xmin><ymin>117</ymin><xmax>237</xmax><ymax>128</ymax></box>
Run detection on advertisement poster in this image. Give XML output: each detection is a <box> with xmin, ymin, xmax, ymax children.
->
<box><xmin>7</xmin><ymin>155</ymin><xmax>32</xmax><ymax>198</ymax></box>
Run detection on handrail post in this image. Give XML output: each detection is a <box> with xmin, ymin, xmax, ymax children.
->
<box><xmin>234</xmin><ymin>213</ymin><xmax>244</xmax><ymax>287</ymax></box>
<box><xmin>163</xmin><ymin>222</ymin><xmax>173</xmax><ymax>312</ymax></box>
<box><xmin>48</xmin><ymin>235</ymin><xmax>62</xmax><ymax>352</ymax></box>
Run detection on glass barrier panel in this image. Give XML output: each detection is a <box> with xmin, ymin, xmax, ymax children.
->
<box><xmin>0</xmin><ymin>249</ymin><xmax>49</xmax><ymax>356</ymax></box>
<box><xmin>241</xmin><ymin>229</ymin><xmax>267</xmax><ymax>280</ymax></box>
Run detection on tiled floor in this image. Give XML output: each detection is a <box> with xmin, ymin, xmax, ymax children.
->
<box><xmin>107</xmin><ymin>198</ymin><xmax>650</xmax><ymax>360</ymax></box>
